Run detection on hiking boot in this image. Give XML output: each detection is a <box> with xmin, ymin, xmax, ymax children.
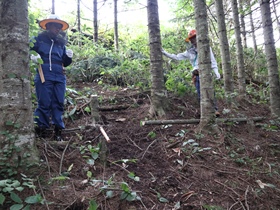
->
<box><xmin>215</xmin><ymin>111</ymin><xmax>221</xmax><ymax>117</ymax></box>
<box><xmin>35</xmin><ymin>127</ymin><xmax>47</xmax><ymax>138</ymax></box>
<box><xmin>54</xmin><ymin>127</ymin><xmax>63</xmax><ymax>141</ymax></box>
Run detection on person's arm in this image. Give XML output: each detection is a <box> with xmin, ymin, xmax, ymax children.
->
<box><xmin>62</xmin><ymin>47</ymin><xmax>72</xmax><ymax>67</ymax></box>
<box><xmin>162</xmin><ymin>49</ymin><xmax>192</xmax><ymax>61</ymax></box>
<box><xmin>209</xmin><ymin>48</ymin><xmax>220</xmax><ymax>79</ymax></box>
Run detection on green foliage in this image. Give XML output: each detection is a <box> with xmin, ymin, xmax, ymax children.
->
<box><xmin>148</xmin><ymin>131</ymin><xmax>156</xmax><ymax>139</ymax></box>
<box><xmin>0</xmin><ymin>124</ymin><xmax>23</xmax><ymax>178</ymax></box>
<box><xmin>91</xmin><ymin>175</ymin><xmax>141</xmax><ymax>202</ymax></box>
<box><xmin>67</xmin><ymin>34</ymin><xmax>151</xmax><ymax>88</ymax></box>
<box><xmin>256</xmin><ymin>120</ymin><xmax>280</xmax><ymax>132</ymax></box>
<box><xmin>80</xmin><ymin>143</ymin><xmax>101</xmax><ymax>166</ymax></box>
<box><xmin>0</xmin><ymin>175</ymin><xmax>43</xmax><ymax>209</ymax></box>
<box><xmin>120</xmin><ymin>182</ymin><xmax>141</xmax><ymax>201</ymax></box>
<box><xmin>88</xmin><ymin>200</ymin><xmax>98</xmax><ymax>210</ymax></box>
<box><xmin>181</xmin><ymin>139</ymin><xmax>211</xmax><ymax>158</ymax></box>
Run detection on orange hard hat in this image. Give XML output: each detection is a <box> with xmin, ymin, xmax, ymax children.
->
<box><xmin>185</xmin><ymin>29</ymin><xmax>196</xmax><ymax>42</ymax></box>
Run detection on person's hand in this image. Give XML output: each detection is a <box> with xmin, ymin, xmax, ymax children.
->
<box><xmin>30</xmin><ymin>54</ymin><xmax>41</xmax><ymax>63</ymax></box>
<box><xmin>66</xmin><ymin>49</ymin><xmax>73</xmax><ymax>58</ymax></box>
<box><xmin>215</xmin><ymin>72</ymin><xmax>221</xmax><ymax>80</ymax></box>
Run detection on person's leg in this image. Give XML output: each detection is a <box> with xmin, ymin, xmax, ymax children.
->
<box><xmin>34</xmin><ymin>78</ymin><xmax>53</xmax><ymax>137</ymax></box>
<box><xmin>195</xmin><ymin>75</ymin><xmax>201</xmax><ymax>102</ymax></box>
<box><xmin>52</xmin><ymin>81</ymin><xmax>66</xmax><ymax>140</ymax></box>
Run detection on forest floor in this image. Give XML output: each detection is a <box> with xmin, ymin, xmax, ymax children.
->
<box><xmin>27</xmin><ymin>82</ymin><xmax>279</xmax><ymax>210</ymax></box>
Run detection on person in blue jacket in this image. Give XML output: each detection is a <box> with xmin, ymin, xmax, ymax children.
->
<box><xmin>30</xmin><ymin>14</ymin><xmax>73</xmax><ymax>141</ymax></box>
<box><xmin>162</xmin><ymin>29</ymin><xmax>221</xmax><ymax>117</ymax></box>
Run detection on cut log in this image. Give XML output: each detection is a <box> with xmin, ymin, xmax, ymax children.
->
<box><xmin>141</xmin><ymin>117</ymin><xmax>265</xmax><ymax>126</ymax></box>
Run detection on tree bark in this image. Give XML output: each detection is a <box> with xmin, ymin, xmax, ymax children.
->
<box><xmin>194</xmin><ymin>0</ymin><xmax>218</xmax><ymax>134</ymax></box>
<box><xmin>114</xmin><ymin>0</ymin><xmax>119</xmax><ymax>51</ymax></box>
<box><xmin>259</xmin><ymin>0</ymin><xmax>280</xmax><ymax>117</ymax></box>
<box><xmin>141</xmin><ymin>117</ymin><xmax>265</xmax><ymax>125</ymax></box>
<box><xmin>93</xmin><ymin>0</ymin><xmax>98</xmax><ymax>42</ymax></box>
<box><xmin>0</xmin><ymin>0</ymin><xmax>39</xmax><ymax>176</ymax></box>
<box><xmin>147</xmin><ymin>0</ymin><xmax>168</xmax><ymax>117</ymax></box>
<box><xmin>215</xmin><ymin>0</ymin><xmax>234</xmax><ymax>102</ymax></box>
<box><xmin>231</xmin><ymin>0</ymin><xmax>246</xmax><ymax>97</ymax></box>
<box><xmin>239</xmin><ymin>0</ymin><xmax>248</xmax><ymax>48</ymax></box>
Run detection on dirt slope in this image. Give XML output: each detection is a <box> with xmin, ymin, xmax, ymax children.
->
<box><xmin>28</xmin><ymin>82</ymin><xmax>280</xmax><ymax>210</ymax></box>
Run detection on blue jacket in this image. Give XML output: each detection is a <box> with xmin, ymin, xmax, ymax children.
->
<box><xmin>31</xmin><ymin>31</ymin><xmax>72</xmax><ymax>81</ymax></box>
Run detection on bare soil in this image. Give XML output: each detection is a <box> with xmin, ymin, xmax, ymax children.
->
<box><xmin>29</xmin><ymin>82</ymin><xmax>280</xmax><ymax>209</ymax></box>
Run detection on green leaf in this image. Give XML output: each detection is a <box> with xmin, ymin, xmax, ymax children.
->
<box><xmin>10</xmin><ymin>204</ymin><xmax>24</xmax><ymax>210</ymax></box>
<box><xmin>120</xmin><ymin>182</ymin><xmax>130</xmax><ymax>192</ymax></box>
<box><xmin>10</xmin><ymin>192</ymin><xmax>22</xmax><ymax>203</ymax></box>
<box><xmin>0</xmin><ymin>180</ymin><xmax>9</xmax><ymax>187</ymax></box>
<box><xmin>84</xmin><ymin>106</ymin><xmax>91</xmax><ymax>113</ymax></box>
<box><xmin>88</xmin><ymin>199</ymin><xmax>98</xmax><ymax>210</ymax></box>
<box><xmin>3</xmin><ymin>187</ymin><xmax>14</xmax><ymax>193</ymax></box>
<box><xmin>125</xmin><ymin>191</ymin><xmax>137</xmax><ymax>201</ymax></box>
<box><xmin>0</xmin><ymin>193</ymin><xmax>6</xmax><ymax>205</ymax></box>
<box><xmin>68</xmin><ymin>106</ymin><xmax>77</xmax><ymax>116</ymax></box>
<box><xmin>87</xmin><ymin>159</ymin><xmax>95</xmax><ymax>165</ymax></box>
<box><xmin>159</xmin><ymin>197</ymin><xmax>169</xmax><ymax>203</ymax></box>
<box><xmin>106</xmin><ymin>191</ymin><xmax>114</xmax><ymax>198</ymax></box>
<box><xmin>87</xmin><ymin>171</ymin><xmax>92</xmax><ymax>178</ymax></box>
<box><xmin>25</xmin><ymin>194</ymin><xmax>42</xmax><ymax>204</ymax></box>
<box><xmin>22</xmin><ymin>205</ymin><xmax>31</xmax><ymax>210</ymax></box>
<box><xmin>15</xmin><ymin>187</ymin><xmax>24</xmax><ymax>192</ymax></box>
<box><xmin>8</xmin><ymin>74</ymin><xmax>16</xmax><ymax>78</ymax></box>
<box><xmin>5</xmin><ymin>121</ymin><xmax>14</xmax><ymax>126</ymax></box>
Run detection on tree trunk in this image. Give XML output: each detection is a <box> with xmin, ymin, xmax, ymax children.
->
<box><xmin>0</xmin><ymin>0</ymin><xmax>39</xmax><ymax>177</ymax></box>
<box><xmin>239</xmin><ymin>0</ymin><xmax>248</xmax><ymax>48</ymax></box>
<box><xmin>93</xmin><ymin>0</ymin><xmax>98</xmax><ymax>42</ymax></box>
<box><xmin>114</xmin><ymin>0</ymin><xmax>119</xmax><ymax>51</ymax></box>
<box><xmin>249</xmin><ymin>1</ymin><xmax>258</xmax><ymax>55</ymax></box>
<box><xmin>248</xmin><ymin>0</ymin><xmax>258</xmax><ymax>80</ymax></box>
<box><xmin>77</xmin><ymin>0</ymin><xmax>81</xmax><ymax>32</ymax></box>
<box><xmin>52</xmin><ymin>0</ymin><xmax>55</xmax><ymax>14</ymax></box>
<box><xmin>194</xmin><ymin>0</ymin><xmax>219</xmax><ymax>134</ymax></box>
<box><xmin>147</xmin><ymin>0</ymin><xmax>167</xmax><ymax>117</ymax></box>
<box><xmin>215</xmin><ymin>0</ymin><xmax>234</xmax><ymax>103</ymax></box>
<box><xmin>259</xmin><ymin>0</ymin><xmax>280</xmax><ymax>117</ymax></box>
<box><xmin>272</xmin><ymin>0</ymin><xmax>280</xmax><ymax>38</ymax></box>
<box><xmin>231</xmin><ymin>0</ymin><xmax>246</xmax><ymax>97</ymax></box>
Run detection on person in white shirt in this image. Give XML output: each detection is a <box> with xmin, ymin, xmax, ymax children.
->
<box><xmin>162</xmin><ymin>29</ymin><xmax>221</xmax><ymax>117</ymax></box>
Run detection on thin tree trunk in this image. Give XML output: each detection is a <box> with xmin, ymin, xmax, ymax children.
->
<box><xmin>147</xmin><ymin>0</ymin><xmax>167</xmax><ymax>117</ymax></box>
<box><xmin>52</xmin><ymin>0</ymin><xmax>55</xmax><ymax>14</ymax></box>
<box><xmin>249</xmin><ymin>0</ymin><xmax>258</xmax><ymax>55</ymax></box>
<box><xmin>77</xmin><ymin>0</ymin><xmax>81</xmax><ymax>32</ymax></box>
<box><xmin>231</xmin><ymin>0</ymin><xmax>246</xmax><ymax>97</ymax></box>
<box><xmin>93</xmin><ymin>0</ymin><xmax>98</xmax><ymax>42</ymax></box>
<box><xmin>215</xmin><ymin>0</ymin><xmax>234</xmax><ymax>103</ymax></box>
<box><xmin>194</xmin><ymin>0</ymin><xmax>219</xmax><ymax>134</ymax></box>
<box><xmin>259</xmin><ymin>0</ymin><xmax>280</xmax><ymax>117</ymax></box>
<box><xmin>114</xmin><ymin>0</ymin><xmax>119</xmax><ymax>51</ymax></box>
<box><xmin>239</xmin><ymin>0</ymin><xmax>248</xmax><ymax>48</ymax></box>
<box><xmin>272</xmin><ymin>0</ymin><xmax>280</xmax><ymax>39</ymax></box>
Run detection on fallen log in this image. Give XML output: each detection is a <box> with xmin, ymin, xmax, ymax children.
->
<box><xmin>141</xmin><ymin>117</ymin><xmax>265</xmax><ymax>126</ymax></box>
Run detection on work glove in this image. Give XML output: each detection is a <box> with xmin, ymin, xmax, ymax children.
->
<box><xmin>30</xmin><ymin>54</ymin><xmax>41</xmax><ymax>63</ymax></box>
<box><xmin>215</xmin><ymin>72</ymin><xmax>221</xmax><ymax>80</ymax></box>
<box><xmin>66</xmin><ymin>49</ymin><xmax>73</xmax><ymax>58</ymax></box>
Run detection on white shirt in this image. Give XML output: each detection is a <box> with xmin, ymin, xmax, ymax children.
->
<box><xmin>162</xmin><ymin>46</ymin><xmax>220</xmax><ymax>79</ymax></box>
